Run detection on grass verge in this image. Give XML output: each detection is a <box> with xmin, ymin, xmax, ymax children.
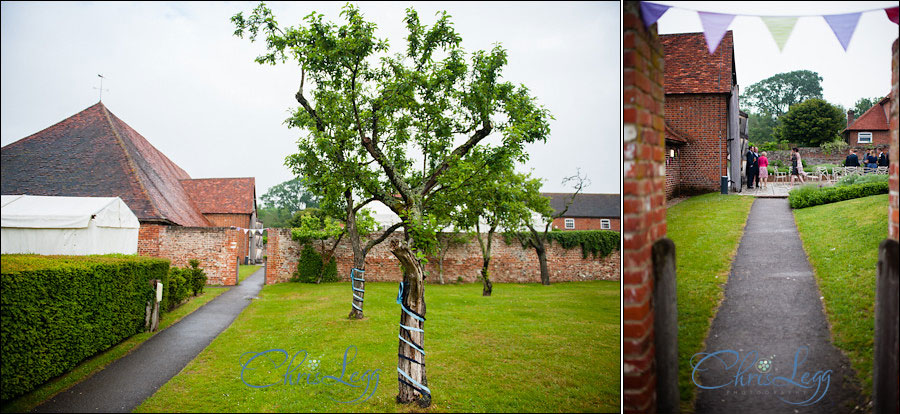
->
<box><xmin>0</xmin><ymin>287</ymin><xmax>228</xmax><ymax>413</ymax></box>
<box><xmin>793</xmin><ymin>193</ymin><xmax>887</xmax><ymax>402</ymax></box>
<box><xmin>136</xmin><ymin>281</ymin><xmax>620</xmax><ymax>412</ymax></box>
<box><xmin>666</xmin><ymin>193</ymin><xmax>754</xmax><ymax>408</ymax></box>
<box><xmin>238</xmin><ymin>265</ymin><xmax>262</xmax><ymax>284</ymax></box>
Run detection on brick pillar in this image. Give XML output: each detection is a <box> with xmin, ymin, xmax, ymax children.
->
<box><xmin>224</xmin><ymin>228</ymin><xmax>239</xmax><ymax>286</ymax></box>
<box><xmin>623</xmin><ymin>2</ymin><xmax>667</xmax><ymax>413</ymax></box>
<box><xmin>137</xmin><ymin>224</ymin><xmax>163</xmax><ymax>257</ymax></box>
<box><xmin>265</xmin><ymin>229</ymin><xmax>278</xmax><ymax>285</ymax></box>
<box><xmin>890</xmin><ymin>38</ymin><xmax>899</xmax><ymax>241</ymax></box>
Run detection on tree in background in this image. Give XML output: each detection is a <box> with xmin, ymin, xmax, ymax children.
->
<box><xmin>233</xmin><ymin>3</ymin><xmax>550</xmax><ymax>406</ymax></box>
<box><xmin>852</xmin><ymin>96</ymin><xmax>884</xmax><ymax>117</ymax></box>
<box><xmin>774</xmin><ymin>98</ymin><xmax>845</xmax><ymax>146</ymax></box>
<box><xmin>258</xmin><ymin>177</ymin><xmax>319</xmax><ymax>228</ymax></box>
<box><xmin>740</xmin><ymin>70</ymin><xmax>823</xmax><ymax>117</ymax></box>
<box><xmin>746</xmin><ymin>110</ymin><xmax>779</xmax><ymax>143</ymax></box>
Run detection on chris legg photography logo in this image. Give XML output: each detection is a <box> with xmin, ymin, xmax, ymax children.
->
<box><xmin>239</xmin><ymin>345</ymin><xmax>379</xmax><ymax>403</ymax></box>
<box><xmin>691</xmin><ymin>346</ymin><xmax>832</xmax><ymax>406</ymax></box>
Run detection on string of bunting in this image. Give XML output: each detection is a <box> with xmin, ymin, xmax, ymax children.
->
<box><xmin>350</xmin><ymin>268</ymin><xmax>365</xmax><ymax>312</ymax></box>
<box><xmin>640</xmin><ymin>2</ymin><xmax>899</xmax><ymax>54</ymax></box>
<box><xmin>395</xmin><ymin>281</ymin><xmax>430</xmax><ymax>398</ymax></box>
<box><xmin>229</xmin><ymin>226</ymin><xmax>267</xmax><ymax>235</ymax></box>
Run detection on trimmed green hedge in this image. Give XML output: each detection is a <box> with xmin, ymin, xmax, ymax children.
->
<box><xmin>789</xmin><ymin>181</ymin><xmax>889</xmax><ymax>209</ymax></box>
<box><xmin>0</xmin><ymin>254</ymin><xmax>170</xmax><ymax>400</ymax></box>
<box><xmin>506</xmin><ymin>230</ymin><xmax>621</xmax><ymax>259</ymax></box>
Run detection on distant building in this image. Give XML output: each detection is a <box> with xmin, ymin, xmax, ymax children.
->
<box><xmin>542</xmin><ymin>193</ymin><xmax>620</xmax><ymax>232</ymax></box>
<box><xmin>1</xmin><ymin>102</ymin><xmax>262</xmax><ymax>263</ymax></box>
<box><xmin>843</xmin><ymin>93</ymin><xmax>892</xmax><ymax>147</ymax></box>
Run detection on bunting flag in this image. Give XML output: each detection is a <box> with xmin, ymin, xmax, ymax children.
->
<box><xmin>640</xmin><ymin>2</ymin><xmax>899</xmax><ymax>55</ymax></box>
<box><xmin>697</xmin><ymin>11</ymin><xmax>736</xmax><ymax>54</ymax></box>
<box><xmin>230</xmin><ymin>226</ymin><xmax>267</xmax><ymax>235</ymax></box>
<box><xmin>761</xmin><ymin>16</ymin><xmax>798</xmax><ymax>52</ymax></box>
<box><xmin>823</xmin><ymin>13</ymin><xmax>862</xmax><ymax>51</ymax></box>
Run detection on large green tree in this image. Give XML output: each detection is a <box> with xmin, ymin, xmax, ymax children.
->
<box><xmin>232</xmin><ymin>3</ymin><xmax>550</xmax><ymax>407</ymax></box>
<box><xmin>852</xmin><ymin>96</ymin><xmax>883</xmax><ymax>117</ymax></box>
<box><xmin>740</xmin><ymin>70</ymin><xmax>823</xmax><ymax>117</ymax></box>
<box><xmin>260</xmin><ymin>176</ymin><xmax>319</xmax><ymax>213</ymax></box>
<box><xmin>746</xmin><ymin>110</ymin><xmax>779</xmax><ymax>144</ymax></box>
<box><xmin>774</xmin><ymin>98</ymin><xmax>845</xmax><ymax>146</ymax></box>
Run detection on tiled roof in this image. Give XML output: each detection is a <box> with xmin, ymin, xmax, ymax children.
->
<box><xmin>541</xmin><ymin>193</ymin><xmax>620</xmax><ymax>218</ymax></box>
<box><xmin>665</xmin><ymin>123</ymin><xmax>689</xmax><ymax>144</ymax></box>
<box><xmin>845</xmin><ymin>95</ymin><xmax>891</xmax><ymax>131</ymax></box>
<box><xmin>660</xmin><ymin>31</ymin><xmax>735</xmax><ymax>94</ymax></box>
<box><xmin>1</xmin><ymin>102</ymin><xmax>210</xmax><ymax>226</ymax></box>
<box><xmin>181</xmin><ymin>178</ymin><xmax>256</xmax><ymax>214</ymax></box>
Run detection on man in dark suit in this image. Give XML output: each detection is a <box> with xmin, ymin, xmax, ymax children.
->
<box><xmin>878</xmin><ymin>149</ymin><xmax>888</xmax><ymax>167</ymax></box>
<box><xmin>745</xmin><ymin>146</ymin><xmax>759</xmax><ymax>189</ymax></box>
<box><xmin>844</xmin><ymin>149</ymin><xmax>860</xmax><ymax>167</ymax></box>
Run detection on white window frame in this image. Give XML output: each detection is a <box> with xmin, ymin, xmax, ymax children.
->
<box><xmin>858</xmin><ymin>132</ymin><xmax>873</xmax><ymax>144</ymax></box>
<box><xmin>601</xmin><ymin>219</ymin><xmax>611</xmax><ymax>230</ymax></box>
<box><xmin>564</xmin><ymin>218</ymin><xmax>575</xmax><ymax>229</ymax></box>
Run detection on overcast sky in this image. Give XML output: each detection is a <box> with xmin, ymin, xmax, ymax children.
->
<box><xmin>1</xmin><ymin>1</ymin><xmax>620</xmax><ymax>209</ymax></box>
<box><xmin>653</xmin><ymin>1</ymin><xmax>899</xmax><ymax>110</ymax></box>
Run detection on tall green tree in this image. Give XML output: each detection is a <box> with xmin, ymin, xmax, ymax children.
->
<box><xmin>260</xmin><ymin>177</ymin><xmax>319</xmax><ymax>213</ymax></box>
<box><xmin>740</xmin><ymin>70</ymin><xmax>823</xmax><ymax>117</ymax></box>
<box><xmin>774</xmin><ymin>98</ymin><xmax>845</xmax><ymax>146</ymax></box>
<box><xmin>746</xmin><ymin>110</ymin><xmax>779</xmax><ymax>144</ymax></box>
<box><xmin>852</xmin><ymin>96</ymin><xmax>883</xmax><ymax>117</ymax></box>
<box><xmin>232</xmin><ymin>3</ymin><xmax>550</xmax><ymax>406</ymax></box>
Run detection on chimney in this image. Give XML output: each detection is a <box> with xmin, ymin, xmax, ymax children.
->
<box><xmin>847</xmin><ymin>109</ymin><xmax>855</xmax><ymax>128</ymax></box>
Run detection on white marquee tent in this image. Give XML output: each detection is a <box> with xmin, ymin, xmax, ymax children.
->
<box><xmin>1</xmin><ymin>195</ymin><xmax>140</xmax><ymax>255</ymax></box>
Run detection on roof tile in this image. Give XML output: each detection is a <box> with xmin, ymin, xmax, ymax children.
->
<box><xmin>661</xmin><ymin>31</ymin><xmax>735</xmax><ymax>94</ymax></box>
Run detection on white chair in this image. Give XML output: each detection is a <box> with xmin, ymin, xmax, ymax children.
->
<box><xmin>876</xmin><ymin>166</ymin><xmax>889</xmax><ymax>175</ymax></box>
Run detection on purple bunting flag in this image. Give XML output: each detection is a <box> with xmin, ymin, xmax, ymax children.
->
<box><xmin>887</xmin><ymin>7</ymin><xmax>899</xmax><ymax>24</ymax></box>
<box><xmin>823</xmin><ymin>12</ymin><xmax>861</xmax><ymax>51</ymax></box>
<box><xmin>640</xmin><ymin>2</ymin><xmax>672</xmax><ymax>28</ymax></box>
<box><xmin>698</xmin><ymin>11</ymin><xmax>736</xmax><ymax>54</ymax></box>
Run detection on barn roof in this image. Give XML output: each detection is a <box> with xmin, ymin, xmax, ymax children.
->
<box><xmin>181</xmin><ymin>177</ymin><xmax>256</xmax><ymax>214</ymax></box>
<box><xmin>660</xmin><ymin>31</ymin><xmax>736</xmax><ymax>95</ymax></box>
<box><xmin>1</xmin><ymin>102</ymin><xmax>214</xmax><ymax>226</ymax></box>
<box><xmin>541</xmin><ymin>193</ymin><xmax>620</xmax><ymax>218</ymax></box>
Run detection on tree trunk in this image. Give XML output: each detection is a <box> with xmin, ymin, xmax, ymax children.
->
<box><xmin>536</xmin><ymin>242</ymin><xmax>550</xmax><ymax>285</ymax></box>
<box><xmin>346</xmin><ymin>191</ymin><xmax>366</xmax><ymax>319</ymax></box>
<box><xmin>390</xmin><ymin>239</ymin><xmax>430</xmax><ymax>407</ymax></box>
<box><xmin>481</xmin><ymin>258</ymin><xmax>492</xmax><ymax>296</ymax></box>
<box><xmin>437</xmin><ymin>257</ymin><xmax>445</xmax><ymax>285</ymax></box>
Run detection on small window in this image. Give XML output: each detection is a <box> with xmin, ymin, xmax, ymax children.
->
<box><xmin>564</xmin><ymin>218</ymin><xmax>575</xmax><ymax>229</ymax></box>
<box><xmin>858</xmin><ymin>132</ymin><xmax>873</xmax><ymax>144</ymax></box>
<box><xmin>601</xmin><ymin>219</ymin><xmax>611</xmax><ymax>230</ymax></box>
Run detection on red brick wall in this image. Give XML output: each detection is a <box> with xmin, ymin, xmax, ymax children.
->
<box><xmin>849</xmin><ymin>130</ymin><xmax>891</xmax><ymax>147</ymax></box>
<box><xmin>264</xmin><ymin>228</ymin><xmax>620</xmax><ymax>285</ymax></box>
<box><xmin>138</xmin><ymin>225</ymin><xmax>239</xmax><ymax>285</ymax></box>
<box><xmin>665</xmin><ymin>145</ymin><xmax>681</xmax><ymax>198</ymax></box>
<box><xmin>890</xmin><ymin>38</ymin><xmax>899</xmax><ymax>241</ymax></box>
<box><xmin>623</xmin><ymin>1</ymin><xmax>666</xmax><ymax>412</ymax></box>
<box><xmin>665</xmin><ymin>93</ymin><xmax>729</xmax><ymax>192</ymax></box>
<box><xmin>550</xmin><ymin>217</ymin><xmax>620</xmax><ymax>231</ymax></box>
<box><xmin>205</xmin><ymin>213</ymin><xmax>250</xmax><ymax>261</ymax></box>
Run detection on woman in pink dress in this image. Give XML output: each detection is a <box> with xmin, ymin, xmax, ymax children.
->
<box><xmin>758</xmin><ymin>151</ymin><xmax>769</xmax><ymax>188</ymax></box>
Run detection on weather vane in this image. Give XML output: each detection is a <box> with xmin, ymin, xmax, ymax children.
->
<box><xmin>94</xmin><ymin>74</ymin><xmax>109</xmax><ymax>101</ymax></box>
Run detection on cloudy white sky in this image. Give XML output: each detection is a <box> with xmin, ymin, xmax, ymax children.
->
<box><xmin>653</xmin><ymin>1</ymin><xmax>899</xmax><ymax>110</ymax></box>
<box><xmin>1</xmin><ymin>1</ymin><xmax>620</xmax><ymax>208</ymax></box>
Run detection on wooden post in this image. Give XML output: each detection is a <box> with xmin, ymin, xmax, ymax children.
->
<box><xmin>652</xmin><ymin>238</ymin><xmax>679</xmax><ymax>414</ymax></box>
<box><xmin>147</xmin><ymin>279</ymin><xmax>160</xmax><ymax>332</ymax></box>
<box><xmin>874</xmin><ymin>238</ymin><xmax>899</xmax><ymax>414</ymax></box>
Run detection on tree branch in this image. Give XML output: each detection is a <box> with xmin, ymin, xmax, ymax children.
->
<box><xmin>421</xmin><ymin>119</ymin><xmax>492</xmax><ymax>194</ymax></box>
<box><xmin>363</xmin><ymin>221</ymin><xmax>404</xmax><ymax>253</ymax></box>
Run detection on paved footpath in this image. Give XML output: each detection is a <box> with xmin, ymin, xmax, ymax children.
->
<box><xmin>694</xmin><ymin>198</ymin><xmax>865</xmax><ymax>413</ymax></box>
<box><xmin>33</xmin><ymin>267</ymin><xmax>266</xmax><ymax>413</ymax></box>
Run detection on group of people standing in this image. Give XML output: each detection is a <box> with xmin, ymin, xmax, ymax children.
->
<box><xmin>844</xmin><ymin>148</ymin><xmax>889</xmax><ymax>169</ymax></box>
<box><xmin>744</xmin><ymin>146</ymin><xmax>769</xmax><ymax>189</ymax></box>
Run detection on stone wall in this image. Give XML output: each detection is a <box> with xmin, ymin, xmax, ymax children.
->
<box><xmin>137</xmin><ymin>224</ymin><xmax>239</xmax><ymax>285</ymax></box>
<box><xmin>763</xmin><ymin>146</ymin><xmax>890</xmax><ymax>167</ymax></box>
<box><xmin>264</xmin><ymin>228</ymin><xmax>620</xmax><ymax>285</ymax></box>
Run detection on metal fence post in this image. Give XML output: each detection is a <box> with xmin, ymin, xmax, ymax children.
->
<box><xmin>652</xmin><ymin>238</ymin><xmax>679</xmax><ymax>414</ymax></box>
<box><xmin>874</xmin><ymin>238</ymin><xmax>899</xmax><ymax>414</ymax></box>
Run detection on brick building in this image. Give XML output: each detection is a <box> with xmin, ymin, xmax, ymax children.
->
<box><xmin>0</xmin><ymin>102</ymin><xmax>260</xmax><ymax>271</ymax></box>
<box><xmin>843</xmin><ymin>93</ymin><xmax>892</xmax><ymax>147</ymax></box>
<box><xmin>542</xmin><ymin>192</ymin><xmax>621</xmax><ymax>231</ymax></box>
<box><xmin>661</xmin><ymin>31</ymin><xmax>742</xmax><ymax>196</ymax></box>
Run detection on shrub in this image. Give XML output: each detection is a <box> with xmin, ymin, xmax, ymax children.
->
<box><xmin>506</xmin><ymin>230</ymin><xmax>620</xmax><ymax>259</ymax></box>
<box><xmin>789</xmin><ymin>181</ymin><xmax>889</xmax><ymax>209</ymax></box>
<box><xmin>188</xmin><ymin>259</ymin><xmax>207</xmax><ymax>296</ymax></box>
<box><xmin>820</xmin><ymin>139</ymin><xmax>849</xmax><ymax>156</ymax></box>
<box><xmin>835</xmin><ymin>173</ymin><xmax>888</xmax><ymax>187</ymax></box>
<box><xmin>0</xmin><ymin>255</ymin><xmax>169</xmax><ymax>400</ymax></box>
<box><xmin>291</xmin><ymin>244</ymin><xmax>338</xmax><ymax>283</ymax></box>
<box><xmin>164</xmin><ymin>267</ymin><xmax>190</xmax><ymax>312</ymax></box>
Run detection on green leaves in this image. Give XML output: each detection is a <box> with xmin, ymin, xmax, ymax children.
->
<box><xmin>774</xmin><ymin>98</ymin><xmax>845</xmax><ymax>146</ymax></box>
<box><xmin>740</xmin><ymin>69</ymin><xmax>824</xmax><ymax>117</ymax></box>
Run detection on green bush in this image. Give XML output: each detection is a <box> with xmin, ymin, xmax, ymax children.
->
<box><xmin>188</xmin><ymin>259</ymin><xmax>206</xmax><ymax>296</ymax></box>
<box><xmin>291</xmin><ymin>244</ymin><xmax>338</xmax><ymax>283</ymax></box>
<box><xmin>164</xmin><ymin>268</ymin><xmax>190</xmax><ymax>312</ymax></box>
<box><xmin>506</xmin><ymin>230</ymin><xmax>620</xmax><ymax>259</ymax></box>
<box><xmin>0</xmin><ymin>255</ymin><xmax>169</xmax><ymax>400</ymax></box>
<box><xmin>835</xmin><ymin>173</ymin><xmax>888</xmax><ymax>187</ymax></box>
<box><xmin>789</xmin><ymin>181</ymin><xmax>889</xmax><ymax>209</ymax></box>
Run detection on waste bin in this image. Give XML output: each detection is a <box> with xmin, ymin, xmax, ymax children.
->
<box><xmin>721</xmin><ymin>176</ymin><xmax>728</xmax><ymax>195</ymax></box>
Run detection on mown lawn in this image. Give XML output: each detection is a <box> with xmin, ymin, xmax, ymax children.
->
<box><xmin>0</xmin><ymin>286</ymin><xmax>228</xmax><ymax>413</ymax></box>
<box><xmin>794</xmin><ymin>193</ymin><xmax>888</xmax><ymax>401</ymax></box>
<box><xmin>136</xmin><ymin>281</ymin><xmax>620</xmax><ymax>412</ymax></box>
<box><xmin>666</xmin><ymin>193</ymin><xmax>754</xmax><ymax>408</ymax></box>
<box><xmin>238</xmin><ymin>265</ymin><xmax>261</xmax><ymax>284</ymax></box>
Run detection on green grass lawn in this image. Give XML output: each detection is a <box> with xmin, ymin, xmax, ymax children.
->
<box><xmin>666</xmin><ymin>193</ymin><xmax>754</xmax><ymax>408</ymax></box>
<box><xmin>0</xmin><ymin>286</ymin><xmax>228</xmax><ymax>413</ymax></box>
<box><xmin>136</xmin><ymin>281</ymin><xmax>620</xmax><ymax>412</ymax></box>
<box><xmin>238</xmin><ymin>265</ymin><xmax>262</xmax><ymax>284</ymax></box>
<box><xmin>793</xmin><ymin>193</ymin><xmax>888</xmax><ymax>401</ymax></box>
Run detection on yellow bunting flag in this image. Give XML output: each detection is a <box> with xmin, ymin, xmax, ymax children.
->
<box><xmin>761</xmin><ymin>16</ymin><xmax>798</xmax><ymax>52</ymax></box>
